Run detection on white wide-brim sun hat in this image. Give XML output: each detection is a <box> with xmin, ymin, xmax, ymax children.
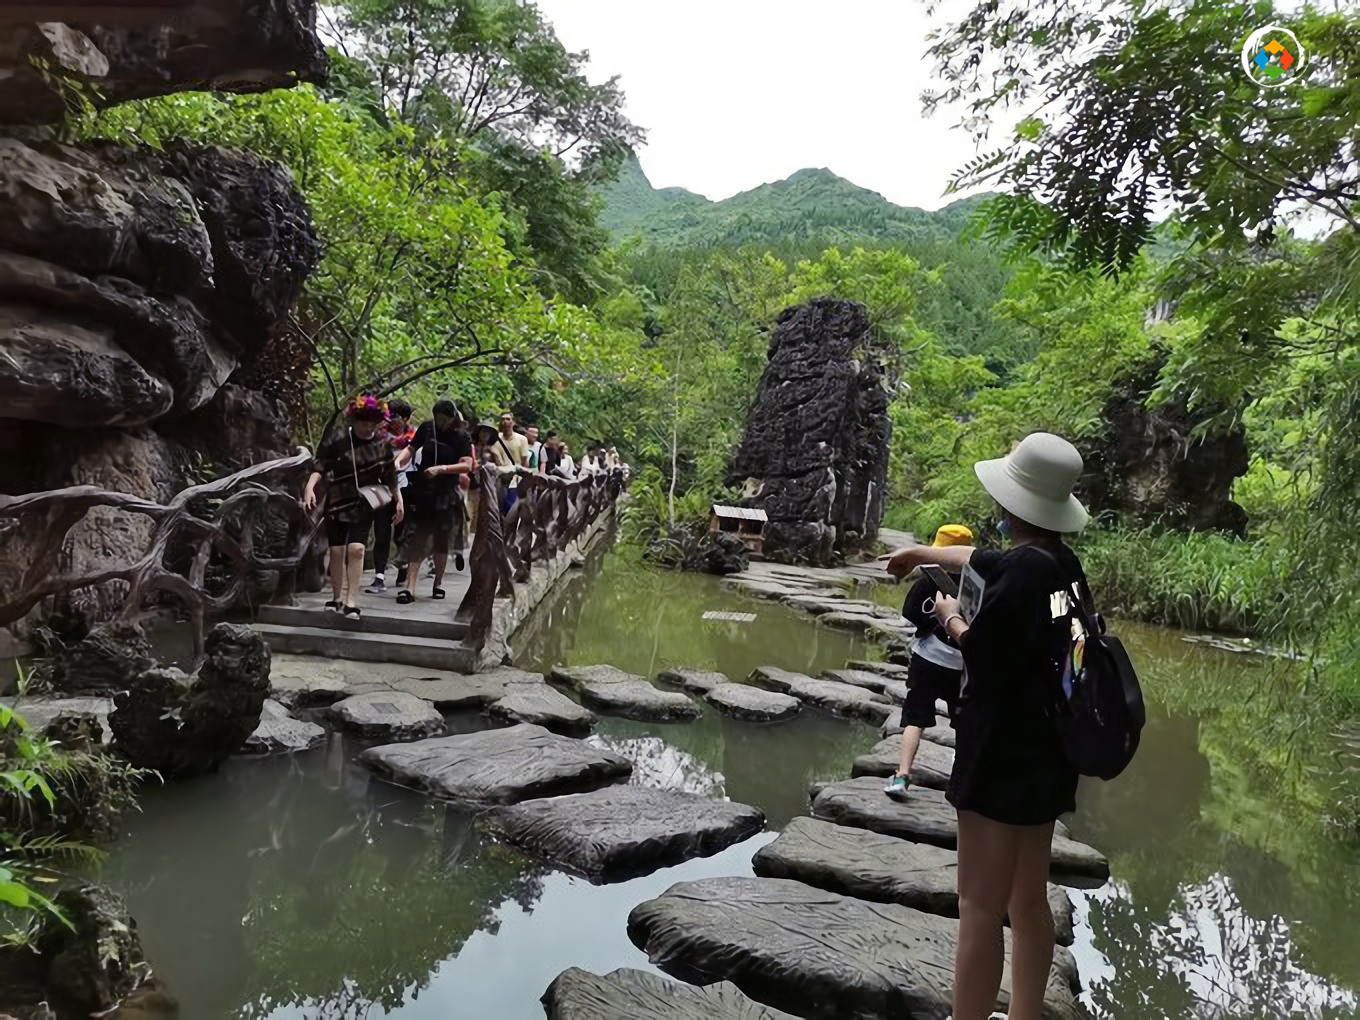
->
<box><xmin>974</xmin><ymin>432</ymin><xmax>1091</xmax><ymax>534</ymax></box>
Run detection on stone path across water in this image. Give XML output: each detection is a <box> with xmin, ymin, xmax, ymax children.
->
<box><xmin>811</xmin><ymin>777</ymin><xmax>1110</xmax><ymax>880</ymax></box>
<box><xmin>328</xmin><ymin>690</ymin><xmax>445</xmax><ymax>741</ymax></box>
<box><xmin>704</xmin><ymin>683</ymin><xmax>801</xmax><ymax>723</ymax></box>
<box><xmin>851</xmin><ymin>735</ymin><xmax>956</xmax><ymax>787</ymax></box>
<box><xmin>543</xmin><ymin>967</ymin><xmax>798</xmax><ymax>1019</ymax></box>
<box><xmin>752</xmin><ymin>817</ymin><xmax>1075</xmax><ymax>946</ymax></box>
<box><xmin>360</xmin><ymin>723</ymin><xmax>631</xmax><ymax>805</ymax></box>
<box><xmin>748</xmin><ymin>667</ymin><xmax>894</xmax><ymax>725</ymax></box>
<box><xmin>551</xmin><ymin>665</ymin><xmax>702</xmax><ymax>722</ymax></box>
<box><xmin>656</xmin><ymin>667</ymin><xmax>730</xmax><ymax>694</ymax></box>
<box><xmin>486</xmin><ymin>679</ymin><xmax>596</xmax><ymax>736</ymax></box>
<box><xmin>627</xmin><ymin>877</ymin><xmax>1083</xmax><ymax>1020</ymax></box>
<box><xmin>481</xmin><ymin>785</ymin><xmax>765</xmax><ymax>882</ymax></box>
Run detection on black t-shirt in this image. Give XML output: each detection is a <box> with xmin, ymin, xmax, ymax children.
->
<box><xmin>405</xmin><ymin>427</ymin><xmax>472</xmax><ymax>513</ymax></box>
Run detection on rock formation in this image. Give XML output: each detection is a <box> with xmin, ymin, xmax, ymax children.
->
<box><xmin>0</xmin><ymin>3</ymin><xmax>325</xmax><ymax>644</ymax></box>
<box><xmin>1077</xmin><ymin>358</ymin><xmax>1250</xmax><ymax>535</ymax></box>
<box><xmin>107</xmin><ymin>622</ymin><xmax>271</xmax><ymax>778</ymax></box>
<box><xmin>728</xmin><ymin>298</ymin><xmax>891</xmax><ymax>565</ymax></box>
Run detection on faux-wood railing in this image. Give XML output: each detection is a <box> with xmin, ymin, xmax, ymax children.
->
<box><xmin>456</xmin><ymin>462</ymin><xmax>627</xmax><ymax>653</ymax></box>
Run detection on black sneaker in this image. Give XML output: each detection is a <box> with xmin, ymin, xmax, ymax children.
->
<box><xmin>364</xmin><ymin>576</ymin><xmax>386</xmax><ymax>595</ymax></box>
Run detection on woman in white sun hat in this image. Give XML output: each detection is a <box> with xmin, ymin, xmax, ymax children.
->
<box><xmin>886</xmin><ymin>432</ymin><xmax>1090</xmax><ymax>1020</ymax></box>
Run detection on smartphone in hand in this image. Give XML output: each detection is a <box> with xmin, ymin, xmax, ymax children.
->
<box><xmin>919</xmin><ymin>563</ymin><xmax>959</xmax><ymax>598</ymax></box>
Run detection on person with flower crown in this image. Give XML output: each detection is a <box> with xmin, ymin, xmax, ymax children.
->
<box><xmin>303</xmin><ymin>394</ymin><xmax>403</xmax><ymax>619</ymax></box>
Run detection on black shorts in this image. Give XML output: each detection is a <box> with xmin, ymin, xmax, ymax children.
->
<box><xmin>902</xmin><ymin>655</ymin><xmax>962</xmax><ymax>729</ymax></box>
<box><xmin>324</xmin><ymin>504</ymin><xmax>374</xmax><ymax>547</ymax></box>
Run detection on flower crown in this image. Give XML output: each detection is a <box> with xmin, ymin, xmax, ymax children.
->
<box><xmin>345</xmin><ymin>394</ymin><xmax>388</xmax><ymax>418</ymax></box>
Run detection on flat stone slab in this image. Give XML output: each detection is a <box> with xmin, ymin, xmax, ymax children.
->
<box><xmin>811</xmin><ymin>778</ymin><xmax>1109</xmax><ymax>880</ymax></box>
<box><xmin>748</xmin><ymin>667</ymin><xmax>892</xmax><ymax>725</ymax></box>
<box><xmin>269</xmin><ymin>654</ymin><xmax>516</xmax><ymax>709</ymax></box>
<box><xmin>2</xmin><ymin>696</ymin><xmax>113</xmax><ymax>744</ymax></box>
<box><xmin>543</xmin><ymin>967</ymin><xmax>797</xmax><ymax>1019</ymax></box>
<box><xmin>752</xmin><ymin>817</ymin><xmax>1074</xmax><ymax>946</ymax></box>
<box><xmin>846</xmin><ymin>660</ymin><xmax>913</xmax><ymax>678</ymax></box>
<box><xmin>486</xmin><ymin>681</ymin><xmax>595</xmax><ymax>737</ymax></box>
<box><xmin>482</xmin><ymin>785</ymin><xmax>764</xmax><ymax>882</ymax></box>
<box><xmin>851</xmin><ymin>736</ymin><xmax>956</xmax><ymax>788</ymax></box>
<box><xmin>880</xmin><ymin>702</ymin><xmax>951</xmax><ymax>737</ymax></box>
<box><xmin>550</xmin><ymin>665</ymin><xmax>701</xmax><ymax>722</ymax></box>
<box><xmin>704</xmin><ymin>684</ymin><xmax>801</xmax><ymax>723</ymax></box>
<box><xmin>241</xmin><ymin>699</ymin><xmax>325</xmax><ymax>755</ymax></box>
<box><xmin>656</xmin><ymin>667</ymin><xmax>730</xmax><ymax>694</ymax></box>
<box><xmin>361</xmin><ymin>724</ymin><xmax>630</xmax><ymax>805</ymax></box>
<box><xmin>328</xmin><ymin>691</ymin><xmax>444</xmax><ymax>741</ymax></box>
<box><xmin>821</xmin><ymin>668</ymin><xmax>890</xmax><ymax>693</ymax></box>
<box><xmin>627</xmin><ymin>877</ymin><xmax>1082</xmax><ymax>1020</ymax></box>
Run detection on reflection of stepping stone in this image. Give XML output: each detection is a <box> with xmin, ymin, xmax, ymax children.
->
<box><xmin>482</xmin><ymin>785</ymin><xmax>764</xmax><ymax>882</ymax></box>
<box><xmin>705</xmin><ymin>683</ymin><xmax>801</xmax><ymax>723</ymax></box>
<box><xmin>360</xmin><ymin>723</ymin><xmax>631</xmax><ymax>805</ymax></box>
<box><xmin>656</xmin><ymin>667</ymin><xmax>730</xmax><ymax>694</ymax></box>
<box><xmin>851</xmin><ymin>736</ymin><xmax>955</xmax><ymax>788</ymax></box>
<box><xmin>627</xmin><ymin>877</ymin><xmax>1083</xmax><ymax>1020</ymax></box>
<box><xmin>550</xmin><ymin>665</ymin><xmax>701</xmax><ymax>722</ymax></box>
<box><xmin>486</xmin><ymin>681</ymin><xmax>595</xmax><ymax>737</ymax></box>
<box><xmin>752</xmin><ymin>817</ymin><xmax>1074</xmax><ymax>945</ymax></box>
<box><xmin>748</xmin><ymin>667</ymin><xmax>893</xmax><ymax>725</ymax></box>
<box><xmin>328</xmin><ymin>691</ymin><xmax>444</xmax><ymax>741</ymax></box>
<box><xmin>543</xmin><ymin>967</ymin><xmax>797</xmax><ymax>1019</ymax></box>
<box><xmin>811</xmin><ymin>778</ymin><xmax>1109</xmax><ymax>880</ymax></box>
<box><xmin>241</xmin><ymin>699</ymin><xmax>326</xmax><ymax>755</ymax></box>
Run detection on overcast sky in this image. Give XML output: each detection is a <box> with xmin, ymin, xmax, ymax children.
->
<box><xmin>534</xmin><ymin>0</ymin><xmax>1020</xmax><ymax>211</ymax></box>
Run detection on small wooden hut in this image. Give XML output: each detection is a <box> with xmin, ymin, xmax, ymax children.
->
<box><xmin>709</xmin><ymin>504</ymin><xmax>767</xmax><ymax>556</ymax></box>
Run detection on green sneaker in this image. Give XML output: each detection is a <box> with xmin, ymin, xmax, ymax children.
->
<box><xmin>883</xmin><ymin>773</ymin><xmax>911</xmax><ymax>801</ymax></box>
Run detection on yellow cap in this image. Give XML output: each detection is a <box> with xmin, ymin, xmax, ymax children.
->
<box><xmin>932</xmin><ymin>524</ymin><xmax>974</xmax><ymax>548</ymax></box>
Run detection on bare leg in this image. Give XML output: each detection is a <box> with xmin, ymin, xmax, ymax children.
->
<box><xmin>1005</xmin><ymin>821</ymin><xmax>1057</xmax><ymax>1020</ymax></box>
<box><xmin>432</xmin><ymin>529</ymin><xmax>449</xmax><ymax>591</ymax></box>
<box><xmin>955</xmin><ymin>809</ymin><xmax>1019</xmax><ymax>1020</ymax></box>
<box><xmin>897</xmin><ymin>725</ymin><xmax>924</xmax><ymax>775</ymax></box>
<box><xmin>328</xmin><ymin>546</ymin><xmax>344</xmax><ymax>602</ymax></box>
<box><xmin>343</xmin><ymin>542</ymin><xmax>365</xmax><ymax>607</ymax></box>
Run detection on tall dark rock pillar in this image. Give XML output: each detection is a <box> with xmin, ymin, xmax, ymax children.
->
<box><xmin>727</xmin><ymin>298</ymin><xmax>891</xmax><ymax>565</ymax></box>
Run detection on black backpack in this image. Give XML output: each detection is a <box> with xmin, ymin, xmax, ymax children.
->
<box><xmin>1035</xmin><ymin>548</ymin><xmax>1145</xmax><ymax>780</ymax></box>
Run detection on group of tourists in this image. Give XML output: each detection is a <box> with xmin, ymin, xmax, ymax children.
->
<box><xmin>883</xmin><ymin>431</ymin><xmax>1140</xmax><ymax>1020</ymax></box>
<box><xmin>301</xmin><ymin>394</ymin><xmax>624</xmax><ymax>620</ymax></box>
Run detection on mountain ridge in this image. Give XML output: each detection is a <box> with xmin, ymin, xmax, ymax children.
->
<box><xmin>600</xmin><ymin>152</ymin><xmax>989</xmax><ymax>248</ymax></box>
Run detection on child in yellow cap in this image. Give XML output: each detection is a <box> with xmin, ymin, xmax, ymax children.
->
<box><xmin>884</xmin><ymin>524</ymin><xmax>974</xmax><ymax>800</ymax></box>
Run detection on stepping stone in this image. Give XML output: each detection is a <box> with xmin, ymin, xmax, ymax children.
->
<box><xmin>328</xmin><ymin>691</ymin><xmax>444</xmax><ymax>741</ymax></box>
<box><xmin>846</xmin><ymin>660</ymin><xmax>912</xmax><ymax>678</ymax></box>
<box><xmin>880</xmin><ymin>702</ymin><xmax>951</xmax><ymax>737</ymax></box>
<box><xmin>627</xmin><ymin>877</ymin><xmax>1083</xmax><ymax>1020</ymax></box>
<box><xmin>810</xmin><ymin>778</ymin><xmax>1109</xmax><ymax>880</ymax></box>
<box><xmin>543</xmin><ymin>967</ymin><xmax>797</xmax><ymax>1019</ymax></box>
<box><xmin>360</xmin><ymin>723</ymin><xmax>631</xmax><ymax>805</ymax></box>
<box><xmin>550</xmin><ymin>665</ymin><xmax>701</xmax><ymax>722</ymax></box>
<box><xmin>881</xmin><ymin>679</ymin><xmax>910</xmax><ymax>702</ymax></box>
<box><xmin>704</xmin><ymin>684</ymin><xmax>801</xmax><ymax>723</ymax></box>
<box><xmin>817</xmin><ymin>611</ymin><xmax>881</xmax><ymax>632</ymax></box>
<box><xmin>751</xmin><ymin>817</ymin><xmax>1074</xmax><ymax>946</ymax></box>
<box><xmin>851</xmin><ymin>736</ymin><xmax>956</xmax><ymax>787</ymax></box>
<box><xmin>486</xmin><ymin>681</ymin><xmax>596</xmax><ymax>737</ymax></box>
<box><xmin>821</xmin><ymin>668</ymin><xmax>890</xmax><ymax>693</ymax></box>
<box><xmin>240</xmin><ymin>699</ymin><xmax>325</xmax><ymax>755</ymax></box>
<box><xmin>748</xmin><ymin>667</ymin><xmax>893</xmax><ymax>725</ymax></box>
<box><xmin>657</xmin><ymin>667</ymin><xmax>730</xmax><ymax>694</ymax></box>
<box><xmin>269</xmin><ymin>654</ymin><xmax>514</xmax><ymax>709</ymax></box>
<box><xmin>482</xmin><ymin>786</ymin><xmax>764</xmax><ymax>882</ymax></box>
<box><xmin>923</xmin><ymin>723</ymin><xmax>955</xmax><ymax>748</ymax></box>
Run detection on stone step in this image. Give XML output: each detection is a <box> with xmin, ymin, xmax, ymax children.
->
<box><xmin>253</xmin><ymin>623</ymin><xmax>476</xmax><ymax>672</ymax></box>
<box><xmin>257</xmin><ymin>602</ymin><xmax>467</xmax><ymax>641</ymax></box>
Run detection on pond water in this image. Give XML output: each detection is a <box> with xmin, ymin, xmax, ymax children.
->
<box><xmin>99</xmin><ymin>549</ymin><xmax>1360</xmax><ymax>1019</ymax></box>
